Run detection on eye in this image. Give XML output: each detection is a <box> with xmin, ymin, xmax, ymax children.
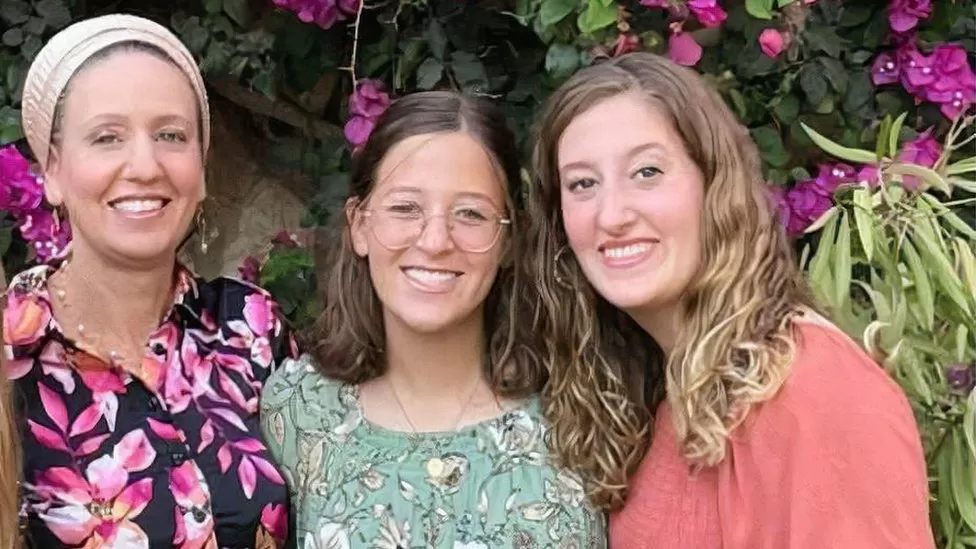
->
<box><xmin>384</xmin><ymin>202</ymin><xmax>422</xmax><ymax>217</ymax></box>
<box><xmin>634</xmin><ymin>166</ymin><xmax>661</xmax><ymax>179</ymax></box>
<box><xmin>92</xmin><ymin>133</ymin><xmax>120</xmax><ymax>145</ymax></box>
<box><xmin>157</xmin><ymin>131</ymin><xmax>187</xmax><ymax>143</ymax></box>
<box><xmin>566</xmin><ymin>178</ymin><xmax>598</xmax><ymax>192</ymax></box>
<box><xmin>453</xmin><ymin>207</ymin><xmax>491</xmax><ymax>223</ymax></box>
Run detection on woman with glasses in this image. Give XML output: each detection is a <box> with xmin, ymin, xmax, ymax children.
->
<box><xmin>260</xmin><ymin>91</ymin><xmax>606</xmax><ymax>548</ymax></box>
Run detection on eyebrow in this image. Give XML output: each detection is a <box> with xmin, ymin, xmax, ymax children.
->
<box><xmin>558</xmin><ymin>142</ymin><xmax>668</xmax><ymax>173</ymax></box>
<box><xmin>82</xmin><ymin>113</ymin><xmax>195</xmax><ymax>128</ymax></box>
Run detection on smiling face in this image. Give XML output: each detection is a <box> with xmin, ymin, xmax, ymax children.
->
<box><xmin>44</xmin><ymin>47</ymin><xmax>204</xmax><ymax>267</ymax></box>
<box><xmin>349</xmin><ymin>131</ymin><xmax>508</xmax><ymax>335</ymax></box>
<box><xmin>557</xmin><ymin>92</ymin><xmax>705</xmax><ymax>324</ymax></box>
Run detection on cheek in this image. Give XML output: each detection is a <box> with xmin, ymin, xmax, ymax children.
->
<box><xmin>164</xmin><ymin>156</ymin><xmax>204</xmax><ymax>197</ymax></box>
<box><xmin>560</xmin><ymin>198</ymin><xmax>595</xmax><ymax>251</ymax></box>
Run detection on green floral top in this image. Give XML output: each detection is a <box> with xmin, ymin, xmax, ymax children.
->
<box><xmin>260</xmin><ymin>355</ymin><xmax>607</xmax><ymax>549</ymax></box>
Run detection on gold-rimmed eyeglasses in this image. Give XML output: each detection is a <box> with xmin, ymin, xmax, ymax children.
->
<box><xmin>361</xmin><ymin>201</ymin><xmax>511</xmax><ymax>253</ymax></box>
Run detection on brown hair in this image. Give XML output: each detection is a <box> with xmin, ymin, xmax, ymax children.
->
<box><xmin>527</xmin><ymin>52</ymin><xmax>814</xmax><ymax>509</ymax></box>
<box><xmin>0</xmin><ymin>286</ymin><xmax>22</xmax><ymax>549</ymax></box>
<box><xmin>306</xmin><ymin>90</ymin><xmax>545</xmax><ymax>398</ymax></box>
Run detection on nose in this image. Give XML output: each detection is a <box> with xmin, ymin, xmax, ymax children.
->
<box><xmin>413</xmin><ymin>213</ymin><xmax>455</xmax><ymax>255</ymax></box>
<box><xmin>123</xmin><ymin>134</ymin><xmax>164</xmax><ymax>182</ymax></box>
<box><xmin>595</xmin><ymin>181</ymin><xmax>638</xmax><ymax>234</ymax></box>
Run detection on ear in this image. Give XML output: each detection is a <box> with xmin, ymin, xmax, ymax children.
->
<box><xmin>346</xmin><ymin>197</ymin><xmax>369</xmax><ymax>257</ymax></box>
<box><xmin>43</xmin><ymin>150</ymin><xmax>64</xmax><ymax>207</ymax></box>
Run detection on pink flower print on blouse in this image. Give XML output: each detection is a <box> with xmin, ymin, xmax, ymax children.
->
<box><xmin>28</xmin><ymin>382</ymin><xmax>110</xmax><ymax>456</ymax></box>
<box><xmin>259</xmin><ymin>503</ymin><xmax>287</xmax><ymax>545</ymax></box>
<box><xmin>243</xmin><ymin>293</ymin><xmax>278</xmax><ymax>339</ymax></box>
<box><xmin>216</xmin><ymin>438</ymin><xmax>285</xmax><ymax>500</ymax></box>
<box><xmin>171</xmin><ymin>461</ymin><xmax>218</xmax><ymax>549</ymax></box>
<box><xmin>3</xmin><ymin>290</ymin><xmax>51</xmax><ymax>345</ymax></box>
<box><xmin>30</xmin><ymin>430</ymin><xmax>157</xmax><ymax>548</ymax></box>
<box><xmin>223</xmin><ymin>318</ymin><xmax>273</xmax><ymax>369</ymax></box>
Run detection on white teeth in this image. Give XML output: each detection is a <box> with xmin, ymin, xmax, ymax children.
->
<box><xmin>404</xmin><ymin>268</ymin><xmax>458</xmax><ymax>282</ymax></box>
<box><xmin>111</xmin><ymin>199</ymin><xmax>164</xmax><ymax>213</ymax></box>
<box><xmin>603</xmin><ymin>243</ymin><xmax>651</xmax><ymax>259</ymax></box>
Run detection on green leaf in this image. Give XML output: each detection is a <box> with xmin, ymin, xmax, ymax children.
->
<box><xmin>427</xmin><ymin>20</ymin><xmax>448</xmax><ymax>61</ymax></box>
<box><xmin>1</xmin><ymin>28</ymin><xmax>23</xmax><ymax>47</ymax></box>
<box><xmin>802</xmin><ymin>25</ymin><xmax>845</xmax><ymax>58</ymax></box>
<box><xmin>0</xmin><ymin>0</ymin><xmax>30</xmax><ymax>25</ymax></box>
<box><xmin>888</xmin><ymin>112</ymin><xmax>907</xmax><ymax>158</ymax></box>
<box><xmin>34</xmin><ymin>0</ymin><xmax>71</xmax><ymax>30</ymax></box>
<box><xmin>920</xmin><ymin>193</ymin><xmax>976</xmax><ymax>240</ymax></box>
<box><xmin>842</xmin><ymin>72</ymin><xmax>874</xmax><ymax>114</ymax></box>
<box><xmin>820</xmin><ymin>58</ymin><xmax>848</xmax><ymax>94</ymax></box>
<box><xmin>223</xmin><ymin>0</ymin><xmax>251</xmax><ymax>27</ymax></box>
<box><xmin>875</xmin><ymin>114</ymin><xmax>892</xmax><ymax>161</ymax></box>
<box><xmin>848</xmin><ymin>50</ymin><xmax>874</xmax><ymax>64</ymax></box>
<box><xmin>415</xmin><ymin>57</ymin><xmax>443</xmax><ymax>90</ymax></box>
<box><xmin>745</xmin><ymin>0</ymin><xmax>775</xmax><ymax>20</ymax></box>
<box><xmin>544</xmin><ymin>43</ymin><xmax>580</xmax><ymax>79</ymax></box>
<box><xmin>772</xmin><ymin>94</ymin><xmax>800</xmax><ymax>124</ymax></box>
<box><xmin>887</xmin><ymin>163</ymin><xmax>952</xmax><ymax>194</ymax></box>
<box><xmin>851</xmin><ymin>188</ymin><xmax>874</xmax><ymax>261</ymax></box>
<box><xmin>577</xmin><ymin>0</ymin><xmax>616</xmax><ymax>35</ymax></box>
<box><xmin>22</xmin><ymin>16</ymin><xmax>46</xmax><ymax>36</ymax></box>
<box><xmin>955</xmin><ymin>324</ymin><xmax>969</xmax><ymax>363</ymax></box>
<box><xmin>751</xmin><ymin>126</ymin><xmax>791</xmax><ymax>167</ymax></box>
<box><xmin>946</xmin><ymin>158</ymin><xmax>976</xmax><ymax>176</ymax></box>
<box><xmin>839</xmin><ymin>4</ymin><xmax>875</xmax><ymax>27</ymax></box>
<box><xmin>901</xmin><ymin>238</ymin><xmax>935</xmax><ymax>331</ymax></box>
<box><xmin>450</xmin><ymin>52</ymin><xmax>488</xmax><ymax>91</ymax></box>
<box><xmin>833</xmin><ymin>211</ymin><xmax>852</xmax><ymax>307</ymax></box>
<box><xmin>798</xmin><ymin>67</ymin><xmax>828</xmax><ymax>106</ymax></box>
<box><xmin>912</xmin><ymin>224</ymin><xmax>972</xmax><ymax>317</ymax></box>
<box><xmin>203</xmin><ymin>0</ymin><xmax>222</xmax><ymax>13</ymax></box>
<box><xmin>21</xmin><ymin>34</ymin><xmax>42</xmax><ymax>60</ymax></box>
<box><xmin>777</xmin><ymin>0</ymin><xmax>796</xmax><ymax>6</ymax></box>
<box><xmin>539</xmin><ymin>0</ymin><xmax>576</xmax><ymax>27</ymax></box>
<box><xmin>950</xmin><ymin>431</ymin><xmax>976</xmax><ymax>532</ymax></box>
<box><xmin>801</xmin><ymin>123</ymin><xmax>878</xmax><ymax>164</ymax></box>
<box><xmin>807</xmin><ymin>210</ymin><xmax>838</xmax><ymax>302</ymax></box>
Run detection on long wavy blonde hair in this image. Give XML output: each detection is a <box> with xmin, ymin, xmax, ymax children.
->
<box><xmin>526</xmin><ymin>52</ymin><xmax>815</xmax><ymax>509</ymax></box>
<box><xmin>0</xmin><ymin>289</ymin><xmax>22</xmax><ymax>549</ymax></box>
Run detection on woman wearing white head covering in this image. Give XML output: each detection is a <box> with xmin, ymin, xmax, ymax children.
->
<box><xmin>5</xmin><ymin>14</ymin><xmax>298</xmax><ymax>549</ymax></box>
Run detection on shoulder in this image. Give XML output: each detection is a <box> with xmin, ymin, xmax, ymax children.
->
<box><xmin>261</xmin><ymin>354</ymin><xmax>350</xmax><ymax>420</ymax></box>
<box><xmin>739</xmin><ymin>319</ymin><xmax>921</xmax><ymax>454</ymax></box>
<box><xmin>4</xmin><ymin>265</ymin><xmax>56</xmax><ymax>348</ymax></box>
<box><xmin>185</xmin><ymin>273</ymin><xmax>280</xmax><ymax>324</ymax></box>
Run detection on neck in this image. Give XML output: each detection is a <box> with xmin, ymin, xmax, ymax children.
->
<box><xmin>56</xmin><ymin>245</ymin><xmax>176</xmax><ymax>346</ymax></box>
<box><xmin>630</xmin><ymin>302</ymin><xmax>682</xmax><ymax>356</ymax></box>
<box><xmin>382</xmin><ymin>312</ymin><xmax>487</xmax><ymax>401</ymax></box>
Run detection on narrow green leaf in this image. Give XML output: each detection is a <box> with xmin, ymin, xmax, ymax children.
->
<box><xmin>955</xmin><ymin>324</ymin><xmax>969</xmax><ymax>363</ymax></box>
<box><xmin>901</xmin><ymin>239</ymin><xmax>935</xmax><ymax>331</ymax></box>
<box><xmin>965</xmin><ymin>390</ymin><xmax>976</xmax><ymax>470</ymax></box>
<box><xmin>912</xmin><ymin>227</ymin><xmax>972</xmax><ymax>317</ymax></box>
<box><xmin>808</xmin><ymin>213</ymin><xmax>839</xmax><ymax>305</ymax></box>
<box><xmin>920</xmin><ymin>193</ymin><xmax>976</xmax><ymax>240</ymax></box>
<box><xmin>951</xmin><ymin>431</ymin><xmax>976</xmax><ymax>532</ymax></box>
<box><xmin>887</xmin><ymin>163</ymin><xmax>952</xmax><ymax>194</ymax></box>
<box><xmin>875</xmin><ymin>114</ymin><xmax>892</xmax><ymax>161</ymax></box>
<box><xmin>949</xmin><ymin>177</ymin><xmax>976</xmax><ymax>193</ymax></box>
<box><xmin>801</xmin><ymin>123</ymin><xmax>878</xmax><ymax>164</ymax></box>
<box><xmin>833</xmin><ymin>211</ymin><xmax>852</xmax><ymax>307</ymax></box>
<box><xmin>851</xmin><ymin>188</ymin><xmax>875</xmax><ymax>261</ymax></box>
<box><xmin>888</xmin><ymin>112</ymin><xmax>907</xmax><ymax>158</ymax></box>
<box><xmin>952</xmin><ymin>237</ymin><xmax>976</xmax><ymax>296</ymax></box>
<box><xmin>898</xmin><ymin>346</ymin><xmax>933</xmax><ymax>406</ymax></box>
<box><xmin>854</xmin><ymin>280</ymin><xmax>891</xmax><ymax>321</ymax></box>
<box><xmin>946</xmin><ymin>157</ymin><xmax>976</xmax><ymax>176</ymax></box>
<box><xmin>804</xmin><ymin>205</ymin><xmax>839</xmax><ymax>234</ymax></box>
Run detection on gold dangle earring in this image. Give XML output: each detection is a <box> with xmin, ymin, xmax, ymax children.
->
<box><xmin>52</xmin><ymin>205</ymin><xmax>61</xmax><ymax>234</ymax></box>
<box><xmin>195</xmin><ymin>206</ymin><xmax>209</xmax><ymax>254</ymax></box>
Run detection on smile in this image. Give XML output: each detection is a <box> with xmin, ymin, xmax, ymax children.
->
<box><xmin>401</xmin><ymin>267</ymin><xmax>462</xmax><ymax>294</ymax></box>
<box><xmin>598</xmin><ymin>239</ymin><xmax>658</xmax><ymax>268</ymax></box>
<box><xmin>602</xmin><ymin>243</ymin><xmax>651</xmax><ymax>259</ymax></box>
<box><xmin>108</xmin><ymin>197</ymin><xmax>171</xmax><ymax>216</ymax></box>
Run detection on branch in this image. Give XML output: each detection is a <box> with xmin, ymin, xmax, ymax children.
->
<box><xmin>338</xmin><ymin>0</ymin><xmax>366</xmax><ymax>85</ymax></box>
<box><xmin>207</xmin><ymin>78</ymin><xmax>344</xmax><ymax>141</ymax></box>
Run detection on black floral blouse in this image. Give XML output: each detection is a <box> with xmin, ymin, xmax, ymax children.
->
<box><xmin>3</xmin><ymin>263</ymin><xmax>299</xmax><ymax>549</ymax></box>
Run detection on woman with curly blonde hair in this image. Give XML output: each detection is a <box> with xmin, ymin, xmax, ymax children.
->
<box><xmin>526</xmin><ymin>52</ymin><xmax>935</xmax><ymax>548</ymax></box>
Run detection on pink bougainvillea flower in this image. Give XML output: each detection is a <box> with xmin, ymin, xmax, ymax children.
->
<box><xmin>687</xmin><ymin>0</ymin><xmax>727</xmax><ymax>28</ymax></box>
<box><xmin>759</xmin><ymin>29</ymin><xmax>786</xmax><ymax>58</ymax></box>
<box><xmin>614</xmin><ymin>34</ymin><xmax>640</xmax><ymax>57</ymax></box>
<box><xmin>348</xmin><ymin>79</ymin><xmax>391</xmax><ymax>119</ymax></box>
<box><xmin>668</xmin><ymin>25</ymin><xmax>702</xmax><ymax>66</ymax></box>
<box><xmin>870</xmin><ymin>52</ymin><xmax>900</xmax><ymax>86</ymax></box>
<box><xmin>639</xmin><ymin>0</ymin><xmax>670</xmax><ymax>7</ymax></box>
<box><xmin>896</xmin><ymin>129</ymin><xmax>941</xmax><ymax>190</ymax></box>
<box><xmin>237</xmin><ymin>256</ymin><xmax>261</xmax><ymax>284</ymax></box>
<box><xmin>888</xmin><ymin>0</ymin><xmax>932</xmax><ymax>33</ymax></box>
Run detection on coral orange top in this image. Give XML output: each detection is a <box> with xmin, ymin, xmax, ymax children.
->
<box><xmin>609</xmin><ymin>320</ymin><xmax>935</xmax><ymax>549</ymax></box>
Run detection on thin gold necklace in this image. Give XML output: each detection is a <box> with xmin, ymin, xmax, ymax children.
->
<box><xmin>386</xmin><ymin>375</ymin><xmax>483</xmax><ymax>447</ymax></box>
<box><xmin>49</xmin><ymin>261</ymin><xmax>151</xmax><ymax>374</ymax></box>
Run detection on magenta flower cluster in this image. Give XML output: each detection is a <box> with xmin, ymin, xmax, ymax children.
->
<box><xmin>639</xmin><ymin>0</ymin><xmax>728</xmax><ymax>66</ymax></box>
<box><xmin>271</xmin><ymin>0</ymin><xmax>359</xmax><ymax>30</ymax></box>
<box><xmin>0</xmin><ymin>145</ymin><xmax>71</xmax><ymax>262</ymax></box>
<box><xmin>343</xmin><ymin>79</ymin><xmax>391</xmax><ymax>149</ymax></box>
<box><xmin>871</xmin><ymin>0</ymin><xmax>975</xmax><ymax>120</ymax></box>
<box><xmin>771</xmin><ymin>131</ymin><xmax>942</xmax><ymax>237</ymax></box>
<box><xmin>872</xmin><ymin>42</ymin><xmax>976</xmax><ymax>120</ymax></box>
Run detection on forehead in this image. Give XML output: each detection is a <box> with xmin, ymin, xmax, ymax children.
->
<box><xmin>373</xmin><ymin>131</ymin><xmax>507</xmax><ymax>202</ymax></box>
<box><xmin>557</xmin><ymin>93</ymin><xmax>682</xmax><ymax>165</ymax></box>
<box><xmin>60</xmin><ymin>50</ymin><xmax>197</xmax><ymax>124</ymax></box>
